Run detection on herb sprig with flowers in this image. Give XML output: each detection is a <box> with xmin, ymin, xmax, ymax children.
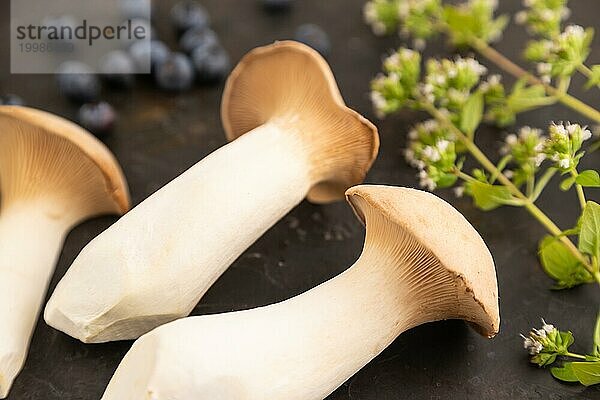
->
<box><xmin>364</xmin><ymin>0</ymin><xmax>600</xmax><ymax>385</ymax></box>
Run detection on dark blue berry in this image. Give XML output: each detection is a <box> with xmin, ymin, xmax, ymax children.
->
<box><xmin>294</xmin><ymin>24</ymin><xmax>331</xmax><ymax>57</ymax></box>
<box><xmin>129</xmin><ymin>40</ymin><xmax>171</xmax><ymax>75</ymax></box>
<box><xmin>179</xmin><ymin>27</ymin><xmax>219</xmax><ymax>54</ymax></box>
<box><xmin>100</xmin><ymin>50</ymin><xmax>136</xmax><ymax>89</ymax></box>
<box><xmin>170</xmin><ymin>1</ymin><xmax>210</xmax><ymax>36</ymax></box>
<box><xmin>191</xmin><ymin>43</ymin><xmax>230</xmax><ymax>83</ymax></box>
<box><xmin>155</xmin><ymin>52</ymin><xmax>195</xmax><ymax>91</ymax></box>
<box><xmin>56</xmin><ymin>61</ymin><xmax>101</xmax><ymax>103</ymax></box>
<box><xmin>0</xmin><ymin>94</ymin><xmax>25</xmax><ymax>106</ymax></box>
<box><xmin>78</xmin><ymin>102</ymin><xmax>117</xmax><ymax>137</ymax></box>
<box><xmin>261</xmin><ymin>0</ymin><xmax>294</xmax><ymax>12</ymax></box>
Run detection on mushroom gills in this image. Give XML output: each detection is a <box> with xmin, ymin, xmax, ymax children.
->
<box><xmin>45</xmin><ymin>41</ymin><xmax>379</xmax><ymax>343</ymax></box>
<box><xmin>101</xmin><ymin>186</ymin><xmax>499</xmax><ymax>400</ymax></box>
<box><xmin>0</xmin><ymin>108</ymin><xmax>129</xmax><ymax>399</ymax></box>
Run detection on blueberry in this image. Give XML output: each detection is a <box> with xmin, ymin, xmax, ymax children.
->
<box><xmin>261</xmin><ymin>0</ymin><xmax>294</xmax><ymax>12</ymax></box>
<box><xmin>155</xmin><ymin>52</ymin><xmax>195</xmax><ymax>91</ymax></box>
<box><xmin>294</xmin><ymin>24</ymin><xmax>331</xmax><ymax>57</ymax></box>
<box><xmin>78</xmin><ymin>102</ymin><xmax>117</xmax><ymax>137</ymax></box>
<box><xmin>100</xmin><ymin>50</ymin><xmax>136</xmax><ymax>89</ymax></box>
<box><xmin>56</xmin><ymin>61</ymin><xmax>101</xmax><ymax>103</ymax></box>
<box><xmin>0</xmin><ymin>94</ymin><xmax>25</xmax><ymax>106</ymax></box>
<box><xmin>170</xmin><ymin>1</ymin><xmax>210</xmax><ymax>36</ymax></box>
<box><xmin>179</xmin><ymin>27</ymin><xmax>219</xmax><ymax>54</ymax></box>
<box><xmin>191</xmin><ymin>43</ymin><xmax>230</xmax><ymax>83</ymax></box>
<box><xmin>129</xmin><ymin>40</ymin><xmax>171</xmax><ymax>74</ymax></box>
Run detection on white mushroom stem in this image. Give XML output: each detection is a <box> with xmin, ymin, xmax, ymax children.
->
<box><xmin>0</xmin><ymin>204</ymin><xmax>71</xmax><ymax>398</ymax></box>
<box><xmin>46</xmin><ymin>122</ymin><xmax>324</xmax><ymax>342</ymax></box>
<box><xmin>101</xmin><ymin>197</ymin><xmax>495</xmax><ymax>400</ymax></box>
<box><xmin>0</xmin><ymin>106</ymin><xmax>129</xmax><ymax>399</ymax></box>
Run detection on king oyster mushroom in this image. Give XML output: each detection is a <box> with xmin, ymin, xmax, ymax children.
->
<box><xmin>45</xmin><ymin>41</ymin><xmax>379</xmax><ymax>343</ymax></box>
<box><xmin>0</xmin><ymin>106</ymin><xmax>130</xmax><ymax>398</ymax></box>
<box><xmin>101</xmin><ymin>185</ymin><xmax>500</xmax><ymax>400</ymax></box>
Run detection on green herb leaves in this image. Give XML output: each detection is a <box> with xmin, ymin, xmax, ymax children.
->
<box><xmin>579</xmin><ymin>201</ymin><xmax>600</xmax><ymax>260</ymax></box>
<box><xmin>552</xmin><ymin>361</ymin><xmax>600</xmax><ymax>386</ymax></box>
<box><xmin>539</xmin><ymin>236</ymin><xmax>593</xmax><ymax>289</ymax></box>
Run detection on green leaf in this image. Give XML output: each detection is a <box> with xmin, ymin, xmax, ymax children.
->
<box><xmin>560</xmin><ymin>176</ymin><xmax>576</xmax><ymax>191</ymax></box>
<box><xmin>538</xmin><ymin>236</ymin><xmax>594</xmax><ymax>289</ymax></box>
<box><xmin>585</xmin><ymin>65</ymin><xmax>600</xmax><ymax>90</ymax></box>
<box><xmin>579</xmin><ymin>201</ymin><xmax>600</xmax><ymax>259</ymax></box>
<box><xmin>576</xmin><ymin>170</ymin><xmax>600</xmax><ymax>187</ymax></box>
<box><xmin>532</xmin><ymin>352</ymin><xmax>557</xmax><ymax>367</ymax></box>
<box><xmin>559</xmin><ymin>331</ymin><xmax>575</xmax><ymax>350</ymax></box>
<box><xmin>468</xmin><ymin>181</ymin><xmax>513</xmax><ymax>211</ymax></box>
<box><xmin>460</xmin><ymin>91</ymin><xmax>484</xmax><ymax>137</ymax></box>
<box><xmin>571</xmin><ymin>362</ymin><xmax>600</xmax><ymax>386</ymax></box>
<box><xmin>507</xmin><ymin>78</ymin><xmax>556</xmax><ymax>114</ymax></box>
<box><xmin>551</xmin><ymin>363</ymin><xmax>579</xmax><ymax>382</ymax></box>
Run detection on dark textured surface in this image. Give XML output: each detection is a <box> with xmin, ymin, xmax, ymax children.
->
<box><xmin>1</xmin><ymin>0</ymin><xmax>600</xmax><ymax>399</ymax></box>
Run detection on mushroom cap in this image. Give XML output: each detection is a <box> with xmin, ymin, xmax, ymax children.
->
<box><xmin>0</xmin><ymin>106</ymin><xmax>130</xmax><ymax>220</ymax></box>
<box><xmin>221</xmin><ymin>41</ymin><xmax>379</xmax><ymax>204</ymax></box>
<box><xmin>346</xmin><ymin>185</ymin><xmax>500</xmax><ymax>337</ymax></box>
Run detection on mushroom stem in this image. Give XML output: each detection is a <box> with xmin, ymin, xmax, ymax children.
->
<box><xmin>45</xmin><ymin>122</ymin><xmax>320</xmax><ymax>343</ymax></box>
<box><xmin>101</xmin><ymin>187</ymin><xmax>498</xmax><ymax>400</ymax></box>
<box><xmin>45</xmin><ymin>41</ymin><xmax>379</xmax><ymax>343</ymax></box>
<box><xmin>0</xmin><ymin>204</ymin><xmax>70</xmax><ymax>398</ymax></box>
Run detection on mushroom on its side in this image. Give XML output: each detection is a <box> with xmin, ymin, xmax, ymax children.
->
<box><xmin>45</xmin><ymin>41</ymin><xmax>379</xmax><ymax>343</ymax></box>
<box><xmin>101</xmin><ymin>185</ymin><xmax>499</xmax><ymax>400</ymax></box>
<box><xmin>0</xmin><ymin>106</ymin><xmax>130</xmax><ymax>399</ymax></box>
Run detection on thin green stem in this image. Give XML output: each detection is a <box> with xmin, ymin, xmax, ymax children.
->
<box><xmin>470</xmin><ymin>39</ymin><xmax>600</xmax><ymax>124</ymax></box>
<box><xmin>578</xmin><ymin>64</ymin><xmax>599</xmax><ymax>89</ymax></box>
<box><xmin>565</xmin><ymin>352</ymin><xmax>588</xmax><ymax>360</ymax></box>
<box><xmin>420</xmin><ymin>101</ymin><xmax>598</xmax><ymax>282</ymax></box>
<box><xmin>570</xmin><ymin>170</ymin><xmax>587</xmax><ymax>210</ymax></box>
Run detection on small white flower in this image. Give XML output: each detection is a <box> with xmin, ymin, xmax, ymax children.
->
<box><xmin>436</xmin><ymin>139</ymin><xmax>450</xmax><ymax>152</ymax></box>
<box><xmin>370</xmin><ymin>91</ymin><xmax>387</xmax><ymax>112</ymax></box>
<box><xmin>422</xmin><ymin>145</ymin><xmax>441</xmax><ymax>162</ymax></box>
<box><xmin>541</xmin><ymin>318</ymin><xmax>555</xmax><ymax>334</ymax></box>
<box><xmin>503</xmin><ymin>169</ymin><xmax>514</xmax><ymax>179</ymax></box>
<box><xmin>422</xmin><ymin>119</ymin><xmax>438</xmax><ymax>132</ymax></box>
<box><xmin>418</xmin><ymin>170</ymin><xmax>436</xmax><ymax>190</ymax></box>
<box><xmin>534</xmin><ymin>153</ymin><xmax>546</xmax><ymax>167</ymax></box>
<box><xmin>563</xmin><ymin>25</ymin><xmax>585</xmax><ymax>39</ymax></box>
<box><xmin>408</xmin><ymin>129</ymin><xmax>419</xmax><ymax>140</ymax></box>
<box><xmin>515</xmin><ymin>10</ymin><xmax>528</xmax><ymax>25</ymax></box>
<box><xmin>453</xmin><ymin>185</ymin><xmax>465</xmax><ymax>198</ymax></box>
<box><xmin>551</xmin><ymin>122</ymin><xmax>568</xmax><ymax>137</ymax></box>
<box><xmin>505</xmin><ymin>133</ymin><xmax>518</xmax><ymax>145</ymax></box>
<box><xmin>385</xmin><ymin>53</ymin><xmax>400</xmax><ymax>68</ymax></box>
<box><xmin>582</xmin><ymin>127</ymin><xmax>592</xmax><ymax>141</ymax></box>
<box><xmin>558</xmin><ymin>157</ymin><xmax>570</xmax><ymax>169</ymax></box>
<box><xmin>540</xmin><ymin>9</ymin><xmax>554</xmax><ymax>22</ymax></box>
<box><xmin>413</xmin><ymin>38</ymin><xmax>426</xmax><ymax>51</ymax></box>
<box><xmin>537</xmin><ymin>62</ymin><xmax>552</xmax><ymax>75</ymax></box>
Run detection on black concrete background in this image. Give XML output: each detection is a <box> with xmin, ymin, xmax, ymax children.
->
<box><xmin>1</xmin><ymin>0</ymin><xmax>599</xmax><ymax>398</ymax></box>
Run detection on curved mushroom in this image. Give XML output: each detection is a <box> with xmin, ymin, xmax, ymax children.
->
<box><xmin>101</xmin><ymin>185</ymin><xmax>499</xmax><ymax>400</ymax></box>
<box><xmin>45</xmin><ymin>41</ymin><xmax>379</xmax><ymax>343</ymax></box>
<box><xmin>0</xmin><ymin>106</ymin><xmax>129</xmax><ymax>399</ymax></box>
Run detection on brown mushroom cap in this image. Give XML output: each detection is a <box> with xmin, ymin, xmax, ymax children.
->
<box><xmin>0</xmin><ymin>106</ymin><xmax>130</xmax><ymax>222</ymax></box>
<box><xmin>346</xmin><ymin>185</ymin><xmax>500</xmax><ymax>337</ymax></box>
<box><xmin>221</xmin><ymin>41</ymin><xmax>379</xmax><ymax>204</ymax></box>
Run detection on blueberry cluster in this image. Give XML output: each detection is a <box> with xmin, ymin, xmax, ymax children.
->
<box><xmin>50</xmin><ymin>0</ymin><xmax>231</xmax><ymax>138</ymax></box>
